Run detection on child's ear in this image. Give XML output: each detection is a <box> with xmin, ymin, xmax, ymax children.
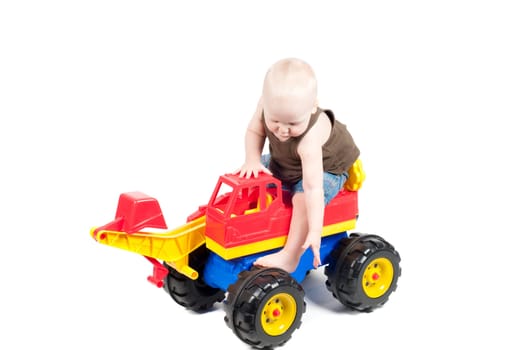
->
<box><xmin>312</xmin><ymin>99</ymin><xmax>319</xmax><ymax>113</ymax></box>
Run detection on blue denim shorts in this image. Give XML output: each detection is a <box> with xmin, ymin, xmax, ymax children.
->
<box><xmin>261</xmin><ymin>154</ymin><xmax>348</xmax><ymax>206</ymax></box>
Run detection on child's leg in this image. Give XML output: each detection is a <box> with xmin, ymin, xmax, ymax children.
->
<box><xmin>260</xmin><ymin>154</ymin><xmax>271</xmax><ymax>168</ymax></box>
<box><xmin>253</xmin><ymin>192</ymin><xmax>308</xmax><ymax>272</ymax></box>
<box><xmin>322</xmin><ymin>171</ymin><xmax>348</xmax><ymax>205</ymax></box>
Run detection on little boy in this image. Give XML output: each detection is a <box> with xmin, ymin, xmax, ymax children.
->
<box><xmin>235</xmin><ymin>57</ymin><xmax>360</xmax><ymax>272</ymax></box>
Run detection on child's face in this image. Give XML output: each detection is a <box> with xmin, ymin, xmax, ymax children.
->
<box><xmin>263</xmin><ymin>93</ymin><xmax>316</xmax><ymax>142</ymax></box>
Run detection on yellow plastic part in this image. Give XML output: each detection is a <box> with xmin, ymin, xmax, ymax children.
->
<box><xmin>165</xmin><ymin>259</ymin><xmax>198</xmax><ymax>280</ymax></box>
<box><xmin>260</xmin><ymin>292</ymin><xmax>297</xmax><ymax>336</ymax></box>
<box><xmin>206</xmin><ymin>219</ymin><xmax>356</xmax><ymax>260</ymax></box>
<box><xmin>244</xmin><ymin>193</ymin><xmax>273</xmax><ymax>215</ymax></box>
<box><xmin>91</xmin><ymin>216</ymin><xmax>206</xmax><ymax>280</ymax></box>
<box><xmin>344</xmin><ymin>158</ymin><xmax>366</xmax><ymax>191</ymax></box>
<box><xmin>362</xmin><ymin>257</ymin><xmax>394</xmax><ymax>298</ymax></box>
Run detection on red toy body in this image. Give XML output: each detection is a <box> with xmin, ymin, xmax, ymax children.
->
<box><xmin>191</xmin><ymin>173</ymin><xmax>358</xmax><ymax>259</ymax></box>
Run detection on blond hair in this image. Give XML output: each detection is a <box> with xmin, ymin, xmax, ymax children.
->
<box><xmin>263</xmin><ymin>58</ymin><xmax>318</xmax><ymax>102</ymax></box>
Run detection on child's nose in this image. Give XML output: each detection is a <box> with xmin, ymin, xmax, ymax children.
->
<box><xmin>278</xmin><ymin>124</ymin><xmax>289</xmax><ymax>133</ymax></box>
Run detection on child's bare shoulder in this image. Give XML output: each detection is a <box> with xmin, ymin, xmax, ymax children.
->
<box><xmin>302</xmin><ymin>111</ymin><xmax>332</xmax><ymax>146</ymax></box>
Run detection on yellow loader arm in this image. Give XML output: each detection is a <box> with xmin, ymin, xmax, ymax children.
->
<box><xmin>91</xmin><ymin>216</ymin><xmax>206</xmax><ymax>280</ymax></box>
<box><xmin>91</xmin><ymin>192</ymin><xmax>206</xmax><ymax>284</ymax></box>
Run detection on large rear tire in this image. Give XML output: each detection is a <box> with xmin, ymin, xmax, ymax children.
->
<box><xmin>325</xmin><ymin>233</ymin><xmax>401</xmax><ymax>312</ymax></box>
<box><xmin>224</xmin><ymin>267</ymin><xmax>306</xmax><ymax>349</ymax></box>
<box><xmin>163</xmin><ymin>245</ymin><xmax>225</xmax><ymax>312</ymax></box>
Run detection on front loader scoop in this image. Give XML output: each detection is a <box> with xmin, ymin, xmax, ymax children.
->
<box><xmin>92</xmin><ymin>192</ymin><xmax>167</xmax><ymax>237</ymax></box>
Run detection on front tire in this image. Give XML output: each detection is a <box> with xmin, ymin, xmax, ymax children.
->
<box><xmin>163</xmin><ymin>245</ymin><xmax>225</xmax><ymax>312</ymax></box>
<box><xmin>325</xmin><ymin>233</ymin><xmax>401</xmax><ymax>312</ymax></box>
<box><xmin>224</xmin><ymin>267</ymin><xmax>306</xmax><ymax>349</ymax></box>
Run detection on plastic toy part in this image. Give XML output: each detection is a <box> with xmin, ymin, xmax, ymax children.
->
<box><xmin>117</xmin><ymin>192</ymin><xmax>167</xmax><ymax>232</ymax></box>
<box><xmin>91</xmin><ymin>215</ymin><xmax>207</xmax><ymax>280</ymax></box>
<box><xmin>91</xmin><ymin>192</ymin><xmax>167</xmax><ymax>239</ymax></box>
<box><xmin>344</xmin><ymin>158</ymin><xmax>366</xmax><ymax>191</ymax></box>
<box><xmin>324</xmin><ymin>233</ymin><xmax>401</xmax><ymax>312</ymax></box>
<box><xmin>145</xmin><ymin>257</ymin><xmax>168</xmax><ymax>288</ymax></box>
<box><xmin>163</xmin><ymin>245</ymin><xmax>225</xmax><ymax>311</ymax></box>
<box><xmin>224</xmin><ymin>267</ymin><xmax>306</xmax><ymax>349</ymax></box>
<box><xmin>362</xmin><ymin>257</ymin><xmax>394</xmax><ymax>298</ymax></box>
<box><xmin>91</xmin><ymin>169</ymin><xmax>402</xmax><ymax>348</ymax></box>
<box><xmin>202</xmin><ymin>232</ymin><xmax>348</xmax><ymax>291</ymax></box>
<box><xmin>202</xmin><ymin>173</ymin><xmax>359</xmax><ymax>260</ymax></box>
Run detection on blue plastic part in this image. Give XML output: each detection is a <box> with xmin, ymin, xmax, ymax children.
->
<box><xmin>203</xmin><ymin>232</ymin><xmax>349</xmax><ymax>291</ymax></box>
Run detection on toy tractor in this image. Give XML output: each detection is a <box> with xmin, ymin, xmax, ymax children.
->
<box><xmin>91</xmin><ymin>161</ymin><xmax>401</xmax><ymax>348</ymax></box>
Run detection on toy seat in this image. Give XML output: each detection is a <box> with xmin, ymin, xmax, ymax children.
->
<box><xmin>344</xmin><ymin>159</ymin><xmax>366</xmax><ymax>191</ymax></box>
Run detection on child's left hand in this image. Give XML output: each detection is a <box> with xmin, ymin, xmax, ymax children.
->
<box><xmin>302</xmin><ymin>233</ymin><xmax>321</xmax><ymax>269</ymax></box>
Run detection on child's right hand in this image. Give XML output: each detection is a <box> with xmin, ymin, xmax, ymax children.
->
<box><xmin>234</xmin><ymin>162</ymin><xmax>272</xmax><ymax>179</ymax></box>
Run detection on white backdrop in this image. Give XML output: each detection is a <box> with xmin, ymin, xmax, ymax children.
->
<box><xmin>1</xmin><ymin>1</ymin><xmax>526</xmax><ymax>349</ymax></box>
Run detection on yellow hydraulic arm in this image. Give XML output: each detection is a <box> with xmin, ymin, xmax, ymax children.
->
<box><xmin>91</xmin><ymin>215</ymin><xmax>206</xmax><ymax>281</ymax></box>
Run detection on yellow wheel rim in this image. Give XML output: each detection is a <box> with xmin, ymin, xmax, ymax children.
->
<box><xmin>260</xmin><ymin>293</ymin><xmax>297</xmax><ymax>336</ymax></box>
<box><xmin>362</xmin><ymin>257</ymin><xmax>394</xmax><ymax>298</ymax></box>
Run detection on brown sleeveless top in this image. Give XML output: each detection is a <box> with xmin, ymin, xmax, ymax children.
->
<box><xmin>262</xmin><ymin>108</ymin><xmax>360</xmax><ymax>183</ymax></box>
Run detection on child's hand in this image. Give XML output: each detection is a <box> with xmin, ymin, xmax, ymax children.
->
<box><xmin>302</xmin><ymin>233</ymin><xmax>321</xmax><ymax>269</ymax></box>
<box><xmin>234</xmin><ymin>162</ymin><xmax>272</xmax><ymax>179</ymax></box>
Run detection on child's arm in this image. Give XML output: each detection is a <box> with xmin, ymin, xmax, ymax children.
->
<box><xmin>297</xmin><ymin>113</ymin><xmax>332</xmax><ymax>268</ymax></box>
<box><xmin>235</xmin><ymin>97</ymin><xmax>272</xmax><ymax>178</ymax></box>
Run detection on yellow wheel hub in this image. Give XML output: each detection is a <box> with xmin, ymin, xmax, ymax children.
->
<box><xmin>362</xmin><ymin>257</ymin><xmax>394</xmax><ymax>298</ymax></box>
<box><xmin>260</xmin><ymin>293</ymin><xmax>297</xmax><ymax>336</ymax></box>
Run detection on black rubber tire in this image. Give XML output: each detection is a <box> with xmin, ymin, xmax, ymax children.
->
<box><xmin>163</xmin><ymin>244</ymin><xmax>225</xmax><ymax>312</ymax></box>
<box><xmin>325</xmin><ymin>233</ymin><xmax>401</xmax><ymax>312</ymax></box>
<box><xmin>224</xmin><ymin>267</ymin><xmax>306</xmax><ymax>349</ymax></box>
